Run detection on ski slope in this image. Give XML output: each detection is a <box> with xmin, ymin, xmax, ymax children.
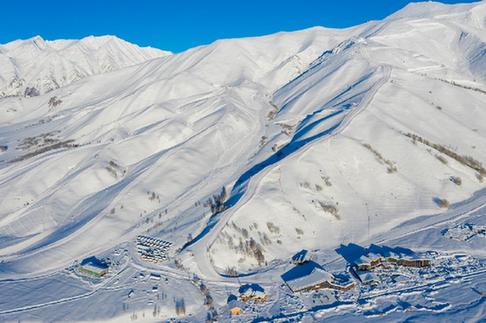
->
<box><xmin>1</xmin><ymin>1</ymin><xmax>486</xmax><ymax>321</ymax></box>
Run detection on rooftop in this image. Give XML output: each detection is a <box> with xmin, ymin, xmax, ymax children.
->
<box><xmin>336</xmin><ymin>243</ymin><xmax>426</xmax><ymax>266</ymax></box>
<box><xmin>80</xmin><ymin>256</ymin><xmax>108</xmax><ymax>269</ymax></box>
<box><xmin>285</xmin><ymin>267</ymin><xmax>334</xmax><ymax>292</ymax></box>
<box><xmin>356</xmin><ymin>271</ymin><xmax>380</xmax><ymax>284</ymax></box>
<box><xmin>239</xmin><ymin>283</ymin><xmax>265</xmax><ymax>296</ymax></box>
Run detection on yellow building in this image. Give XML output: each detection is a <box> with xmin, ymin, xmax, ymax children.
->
<box><xmin>228</xmin><ymin>299</ymin><xmax>244</xmax><ymax>316</ymax></box>
<box><xmin>229</xmin><ymin>307</ymin><xmax>241</xmax><ymax>316</ymax></box>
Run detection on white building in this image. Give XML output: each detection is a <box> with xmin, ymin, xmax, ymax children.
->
<box><xmin>284</xmin><ymin>267</ymin><xmax>355</xmax><ymax>292</ymax></box>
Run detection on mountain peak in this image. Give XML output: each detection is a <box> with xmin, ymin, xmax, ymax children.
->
<box><xmin>30</xmin><ymin>35</ymin><xmax>47</xmax><ymax>50</ymax></box>
<box><xmin>0</xmin><ymin>35</ymin><xmax>171</xmax><ymax>97</ymax></box>
<box><xmin>30</xmin><ymin>35</ymin><xmax>44</xmax><ymax>42</ymax></box>
<box><xmin>77</xmin><ymin>35</ymin><xmax>124</xmax><ymax>48</ymax></box>
<box><xmin>387</xmin><ymin>1</ymin><xmax>482</xmax><ymax>20</ymax></box>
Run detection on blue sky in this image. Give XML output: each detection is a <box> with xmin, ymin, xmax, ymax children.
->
<box><xmin>0</xmin><ymin>0</ymin><xmax>479</xmax><ymax>52</ymax></box>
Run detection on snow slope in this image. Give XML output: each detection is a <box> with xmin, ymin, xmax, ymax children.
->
<box><xmin>0</xmin><ymin>25</ymin><xmax>361</xmax><ymax>275</ymax></box>
<box><xmin>0</xmin><ymin>35</ymin><xmax>171</xmax><ymax>97</ymax></box>
<box><xmin>1</xmin><ymin>1</ymin><xmax>486</xmax><ymax>321</ymax></box>
<box><xmin>206</xmin><ymin>0</ymin><xmax>486</xmax><ymax>273</ymax></box>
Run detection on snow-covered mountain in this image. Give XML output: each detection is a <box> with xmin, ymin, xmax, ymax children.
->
<box><xmin>0</xmin><ymin>35</ymin><xmax>171</xmax><ymax>97</ymax></box>
<box><xmin>1</xmin><ymin>2</ymin><xmax>486</xmax><ymax>321</ymax></box>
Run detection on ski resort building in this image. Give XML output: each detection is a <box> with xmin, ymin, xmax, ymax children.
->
<box><xmin>394</xmin><ymin>256</ymin><xmax>431</xmax><ymax>268</ymax></box>
<box><xmin>79</xmin><ymin>257</ymin><xmax>109</xmax><ymax>277</ymax></box>
<box><xmin>284</xmin><ymin>267</ymin><xmax>355</xmax><ymax>293</ymax></box>
<box><xmin>353</xmin><ymin>248</ymin><xmax>431</xmax><ymax>270</ymax></box>
<box><xmin>239</xmin><ymin>284</ymin><xmax>268</xmax><ymax>302</ymax></box>
<box><xmin>353</xmin><ymin>252</ymin><xmax>387</xmax><ymax>271</ymax></box>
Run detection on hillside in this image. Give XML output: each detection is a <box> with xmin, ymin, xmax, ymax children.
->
<box><xmin>1</xmin><ymin>1</ymin><xmax>486</xmax><ymax>321</ymax></box>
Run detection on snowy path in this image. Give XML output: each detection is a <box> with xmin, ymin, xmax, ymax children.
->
<box><xmin>0</xmin><ymin>264</ymin><xmax>130</xmax><ymax>316</ymax></box>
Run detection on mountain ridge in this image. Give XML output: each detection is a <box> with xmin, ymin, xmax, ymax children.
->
<box><xmin>0</xmin><ymin>35</ymin><xmax>171</xmax><ymax>98</ymax></box>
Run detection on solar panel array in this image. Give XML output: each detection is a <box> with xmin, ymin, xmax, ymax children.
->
<box><xmin>136</xmin><ymin>235</ymin><xmax>172</xmax><ymax>263</ymax></box>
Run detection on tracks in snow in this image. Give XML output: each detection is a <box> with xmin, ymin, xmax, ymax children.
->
<box><xmin>184</xmin><ymin>64</ymin><xmax>392</xmax><ymax>279</ymax></box>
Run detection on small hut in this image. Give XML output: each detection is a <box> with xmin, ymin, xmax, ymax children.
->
<box><xmin>228</xmin><ymin>299</ymin><xmax>244</xmax><ymax>316</ymax></box>
<box><xmin>291</xmin><ymin>249</ymin><xmax>310</xmax><ymax>265</ymax></box>
<box><xmin>230</xmin><ymin>306</ymin><xmax>241</xmax><ymax>316</ymax></box>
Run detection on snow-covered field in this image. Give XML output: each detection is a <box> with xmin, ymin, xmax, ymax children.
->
<box><xmin>1</xmin><ymin>1</ymin><xmax>486</xmax><ymax>321</ymax></box>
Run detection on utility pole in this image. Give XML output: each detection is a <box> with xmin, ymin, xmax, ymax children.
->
<box><xmin>365</xmin><ymin>202</ymin><xmax>370</xmax><ymax>241</ymax></box>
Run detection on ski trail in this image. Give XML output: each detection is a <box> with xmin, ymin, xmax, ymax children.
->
<box><xmin>184</xmin><ymin>64</ymin><xmax>392</xmax><ymax>279</ymax></box>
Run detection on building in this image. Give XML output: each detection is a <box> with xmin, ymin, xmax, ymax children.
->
<box><xmin>252</xmin><ymin>290</ymin><xmax>268</xmax><ymax>302</ymax></box>
<box><xmin>79</xmin><ymin>263</ymin><xmax>108</xmax><ymax>277</ymax></box>
<box><xmin>239</xmin><ymin>284</ymin><xmax>268</xmax><ymax>302</ymax></box>
<box><xmin>353</xmin><ymin>249</ymin><xmax>431</xmax><ymax>270</ymax></box>
<box><xmin>79</xmin><ymin>257</ymin><xmax>109</xmax><ymax>277</ymax></box>
<box><xmin>356</xmin><ymin>271</ymin><xmax>380</xmax><ymax>286</ymax></box>
<box><xmin>354</xmin><ymin>253</ymin><xmax>385</xmax><ymax>271</ymax></box>
<box><xmin>284</xmin><ymin>267</ymin><xmax>355</xmax><ymax>293</ymax></box>
<box><xmin>396</xmin><ymin>256</ymin><xmax>431</xmax><ymax>268</ymax></box>
<box><xmin>228</xmin><ymin>300</ymin><xmax>244</xmax><ymax>316</ymax></box>
<box><xmin>291</xmin><ymin>249</ymin><xmax>310</xmax><ymax>265</ymax></box>
<box><xmin>230</xmin><ymin>306</ymin><xmax>241</xmax><ymax>316</ymax></box>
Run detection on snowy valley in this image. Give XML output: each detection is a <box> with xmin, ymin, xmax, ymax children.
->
<box><xmin>1</xmin><ymin>1</ymin><xmax>486</xmax><ymax>321</ymax></box>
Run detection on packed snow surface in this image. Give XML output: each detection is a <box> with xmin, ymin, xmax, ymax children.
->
<box><xmin>1</xmin><ymin>1</ymin><xmax>486</xmax><ymax>321</ymax></box>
